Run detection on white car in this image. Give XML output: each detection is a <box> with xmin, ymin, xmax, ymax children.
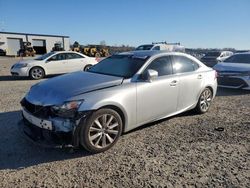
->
<box><xmin>214</xmin><ymin>52</ymin><xmax>250</xmax><ymax>90</ymax></box>
<box><xmin>135</xmin><ymin>42</ymin><xmax>185</xmax><ymax>52</ymax></box>
<box><xmin>11</xmin><ymin>51</ymin><xmax>98</xmax><ymax>79</ymax></box>
<box><xmin>200</xmin><ymin>51</ymin><xmax>234</xmax><ymax>67</ymax></box>
<box><xmin>217</xmin><ymin>51</ymin><xmax>234</xmax><ymax>62</ymax></box>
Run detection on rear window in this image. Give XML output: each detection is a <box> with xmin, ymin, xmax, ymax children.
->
<box><xmin>135</xmin><ymin>45</ymin><xmax>153</xmax><ymax>51</ymax></box>
<box><xmin>224</xmin><ymin>54</ymin><xmax>250</xmax><ymax>64</ymax></box>
<box><xmin>205</xmin><ymin>52</ymin><xmax>221</xmax><ymax>57</ymax></box>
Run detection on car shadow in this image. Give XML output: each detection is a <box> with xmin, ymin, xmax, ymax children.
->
<box><xmin>0</xmin><ymin>75</ymin><xmax>33</xmax><ymax>81</ymax></box>
<box><xmin>0</xmin><ymin>110</ymin><xmax>90</xmax><ymax>170</ymax></box>
<box><xmin>125</xmin><ymin>109</ymin><xmax>198</xmax><ymax>135</ymax></box>
<box><xmin>0</xmin><ymin>75</ymin><xmax>59</xmax><ymax>81</ymax></box>
<box><xmin>216</xmin><ymin>87</ymin><xmax>250</xmax><ymax>96</ymax></box>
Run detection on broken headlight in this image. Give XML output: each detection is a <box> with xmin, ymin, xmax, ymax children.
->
<box><xmin>51</xmin><ymin>100</ymin><xmax>84</xmax><ymax>118</ymax></box>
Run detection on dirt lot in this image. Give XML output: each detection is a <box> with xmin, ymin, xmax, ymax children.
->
<box><xmin>0</xmin><ymin>57</ymin><xmax>249</xmax><ymax>187</ymax></box>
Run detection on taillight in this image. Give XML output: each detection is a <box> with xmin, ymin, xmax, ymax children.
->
<box><xmin>95</xmin><ymin>57</ymin><xmax>101</xmax><ymax>62</ymax></box>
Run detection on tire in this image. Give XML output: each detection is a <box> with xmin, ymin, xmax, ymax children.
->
<box><xmin>79</xmin><ymin>108</ymin><xmax>123</xmax><ymax>153</ymax></box>
<box><xmin>195</xmin><ymin>88</ymin><xmax>213</xmax><ymax>114</ymax></box>
<box><xmin>84</xmin><ymin>64</ymin><xmax>92</xmax><ymax>71</ymax></box>
<box><xmin>95</xmin><ymin>53</ymin><xmax>101</xmax><ymax>58</ymax></box>
<box><xmin>29</xmin><ymin>67</ymin><xmax>45</xmax><ymax>80</ymax></box>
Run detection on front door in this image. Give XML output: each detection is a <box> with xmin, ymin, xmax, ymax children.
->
<box><xmin>44</xmin><ymin>53</ymin><xmax>68</xmax><ymax>74</ymax></box>
<box><xmin>136</xmin><ymin>56</ymin><xmax>179</xmax><ymax>125</ymax></box>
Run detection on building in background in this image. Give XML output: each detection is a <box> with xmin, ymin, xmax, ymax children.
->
<box><xmin>0</xmin><ymin>31</ymin><xmax>70</xmax><ymax>56</ymax></box>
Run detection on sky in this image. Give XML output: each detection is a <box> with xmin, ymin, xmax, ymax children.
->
<box><xmin>0</xmin><ymin>0</ymin><xmax>250</xmax><ymax>49</ymax></box>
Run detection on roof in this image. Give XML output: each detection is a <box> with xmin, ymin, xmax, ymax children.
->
<box><xmin>119</xmin><ymin>50</ymin><xmax>186</xmax><ymax>57</ymax></box>
<box><xmin>0</xmin><ymin>31</ymin><xmax>69</xmax><ymax>38</ymax></box>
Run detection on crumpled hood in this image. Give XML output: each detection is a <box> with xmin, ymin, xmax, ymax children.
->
<box><xmin>214</xmin><ymin>62</ymin><xmax>250</xmax><ymax>72</ymax></box>
<box><xmin>26</xmin><ymin>71</ymin><xmax>123</xmax><ymax>106</ymax></box>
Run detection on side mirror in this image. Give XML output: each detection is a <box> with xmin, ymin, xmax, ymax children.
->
<box><xmin>142</xmin><ymin>69</ymin><xmax>158</xmax><ymax>82</ymax></box>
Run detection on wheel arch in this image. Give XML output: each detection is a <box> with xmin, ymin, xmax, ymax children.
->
<box><xmin>99</xmin><ymin>105</ymin><xmax>127</xmax><ymax>133</ymax></box>
<box><xmin>29</xmin><ymin>66</ymin><xmax>46</xmax><ymax>76</ymax></box>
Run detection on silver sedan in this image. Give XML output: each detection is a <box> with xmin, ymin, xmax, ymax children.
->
<box><xmin>20</xmin><ymin>51</ymin><xmax>217</xmax><ymax>153</ymax></box>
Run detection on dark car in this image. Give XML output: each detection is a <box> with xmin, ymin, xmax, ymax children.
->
<box><xmin>0</xmin><ymin>49</ymin><xmax>6</xmax><ymax>56</ymax></box>
<box><xmin>200</xmin><ymin>51</ymin><xmax>233</xmax><ymax>67</ymax></box>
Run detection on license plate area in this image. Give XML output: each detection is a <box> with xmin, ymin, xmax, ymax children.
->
<box><xmin>22</xmin><ymin>109</ymin><xmax>53</xmax><ymax>131</ymax></box>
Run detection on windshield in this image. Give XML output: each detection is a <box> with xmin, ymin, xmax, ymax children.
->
<box><xmin>205</xmin><ymin>52</ymin><xmax>221</xmax><ymax>57</ymax></box>
<box><xmin>88</xmin><ymin>55</ymin><xmax>148</xmax><ymax>78</ymax></box>
<box><xmin>223</xmin><ymin>54</ymin><xmax>250</xmax><ymax>64</ymax></box>
<box><xmin>135</xmin><ymin>45</ymin><xmax>154</xmax><ymax>51</ymax></box>
<box><xmin>35</xmin><ymin>52</ymin><xmax>55</xmax><ymax>60</ymax></box>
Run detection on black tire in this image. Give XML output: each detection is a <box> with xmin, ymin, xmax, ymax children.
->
<box><xmin>84</xmin><ymin>64</ymin><xmax>92</xmax><ymax>71</ymax></box>
<box><xmin>95</xmin><ymin>53</ymin><xmax>101</xmax><ymax>58</ymax></box>
<box><xmin>195</xmin><ymin>88</ymin><xmax>213</xmax><ymax>114</ymax></box>
<box><xmin>79</xmin><ymin>108</ymin><xmax>123</xmax><ymax>153</ymax></box>
<box><xmin>29</xmin><ymin>67</ymin><xmax>45</xmax><ymax>80</ymax></box>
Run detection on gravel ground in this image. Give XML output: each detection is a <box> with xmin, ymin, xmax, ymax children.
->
<box><xmin>0</xmin><ymin>57</ymin><xmax>249</xmax><ymax>187</ymax></box>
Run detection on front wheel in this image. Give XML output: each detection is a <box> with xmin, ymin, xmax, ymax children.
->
<box><xmin>195</xmin><ymin>88</ymin><xmax>213</xmax><ymax>114</ymax></box>
<box><xmin>80</xmin><ymin>108</ymin><xmax>123</xmax><ymax>153</ymax></box>
<box><xmin>29</xmin><ymin>67</ymin><xmax>45</xmax><ymax>80</ymax></box>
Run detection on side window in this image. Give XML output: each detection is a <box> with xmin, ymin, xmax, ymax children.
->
<box><xmin>66</xmin><ymin>53</ymin><xmax>83</xmax><ymax>59</ymax></box>
<box><xmin>145</xmin><ymin>56</ymin><xmax>173</xmax><ymax>77</ymax></box>
<box><xmin>152</xmin><ymin>46</ymin><xmax>160</xmax><ymax>50</ymax></box>
<box><xmin>172</xmin><ymin>56</ymin><xmax>199</xmax><ymax>74</ymax></box>
<box><xmin>236</xmin><ymin>54</ymin><xmax>250</xmax><ymax>64</ymax></box>
<box><xmin>49</xmin><ymin>53</ymin><xmax>66</xmax><ymax>61</ymax></box>
<box><xmin>56</xmin><ymin>53</ymin><xmax>66</xmax><ymax>61</ymax></box>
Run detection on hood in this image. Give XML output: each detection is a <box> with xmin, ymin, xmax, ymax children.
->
<box><xmin>26</xmin><ymin>71</ymin><xmax>123</xmax><ymax>106</ymax></box>
<box><xmin>214</xmin><ymin>62</ymin><xmax>250</xmax><ymax>72</ymax></box>
<box><xmin>16</xmin><ymin>59</ymin><xmax>37</xmax><ymax>65</ymax></box>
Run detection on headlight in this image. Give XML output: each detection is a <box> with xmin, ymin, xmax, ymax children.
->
<box><xmin>51</xmin><ymin>100</ymin><xmax>83</xmax><ymax>118</ymax></box>
<box><xmin>15</xmin><ymin>63</ymin><xmax>28</xmax><ymax>68</ymax></box>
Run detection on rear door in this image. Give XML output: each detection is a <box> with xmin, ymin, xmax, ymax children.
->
<box><xmin>44</xmin><ymin>53</ymin><xmax>68</xmax><ymax>74</ymax></box>
<box><xmin>65</xmin><ymin>53</ymin><xmax>86</xmax><ymax>72</ymax></box>
<box><xmin>136</xmin><ymin>56</ymin><xmax>179</xmax><ymax>124</ymax></box>
<box><xmin>171</xmin><ymin>55</ymin><xmax>203</xmax><ymax>111</ymax></box>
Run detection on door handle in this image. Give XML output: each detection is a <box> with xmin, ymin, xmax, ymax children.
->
<box><xmin>197</xmin><ymin>74</ymin><xmax>203</xmax><ymax>79</ymax></box>
<box><xmin>170</xmin><ymin>80</ymin><xmax>178</xmax><ymax>86</ymax></box>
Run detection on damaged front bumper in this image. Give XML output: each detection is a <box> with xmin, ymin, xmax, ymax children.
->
<box><xmin>19</xmin><ymin>108</ymin><xmax>91</xmax><ymax>148</ymax></box>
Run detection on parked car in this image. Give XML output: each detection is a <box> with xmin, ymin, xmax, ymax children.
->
<box><xmin>135</xmin><ymin>42</ymin><xmax>185</xmax><ymax>52</ymax></box>
<box><xmin>200</xmin><ymin>51</ymin><xmax>233</xmax><ymax>67</ymax></box>
<box><xmin>0</xmin><ymin>48</ymin><xmax>6</xmax><ymax>56</ymax></box>
<box><xmin>214</xmin><ymin>52</ymin><xmax>250</xmax><ymax>90</ymax></box>
<box><xmin>20</xmin><ymin>51</ymin><xmax>217</xmax><ymax>153</ymax></box>
<box><xmin>10</xmin><ymin>51</ymin><xmax>98</xmax><ymax>79</ymax></box>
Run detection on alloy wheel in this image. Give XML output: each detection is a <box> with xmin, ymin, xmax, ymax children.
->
<box><xmin>88</xmin><ymin>114</ymin><xmax>120</xmax><ymax>149</ymax></box>
<box><xmin>200</xmin><ymin>89</ymin><xmax>212</xmax><ymax>112</ymax></box>
<box><xmin>31</xmin><ymin>68</ymin><xmax>43</xmax><ymax>79</ymax></box>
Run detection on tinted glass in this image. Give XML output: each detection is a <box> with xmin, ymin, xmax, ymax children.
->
<box><xmin>88</xmin><ymin>55</ymin><xmax>148</xmax><ymax>78</ymax></box>
<box><xmin>152</xmin><ymin>46</ymin><xmax>160</xmax><ymax>50</ymax></box>
<box><xmin>35</xmin><ymin>52</ymin><xmax>55</xmax><ymax>60</ymax></box>
<box><xmin>172</xmin><ymin>56</ymin><xmax>199</xmax><ymax>73</ymax></box>
<box><xmin>66</xmin><ymin>53</ymin><xmax>83</xmax><ymax>59</ymax></box>
<box><xmin>205</xmin><ymin>52</ymin><xmax>221</xmax><ymax>57</ymax></box>
<box><xmin>224</xmin><ymin>54</ymin><xmax>250</xmax><ymax>64</ymax></box>
<box><xmin>49</xmin><ymin>53</ymin><xmax>66</xmax><ymax>61</ymax></box>
<box><xmin>145</xmin><ymin>56</ymin><xmax>173</xmax><ymax>76</ymax></box>
<box><xmin>135</xmin><ymin>45</ymin><xmax>153</xmax><ymax>51</ymax></box>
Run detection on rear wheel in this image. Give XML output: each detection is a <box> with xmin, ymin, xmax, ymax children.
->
<box><xmin>29</xmin><ymin>67</ymin><xmax>45</xmax><ymax>80</ymax></box>
<box><xmin>80</xmin><ymin>108</ymin><xmax>122</xmax><ymax>153</ymax></box>
<box><xmin>195</xmin><ymin>88</ymin><xmax>213</xmax><ymax>114</ymax></box>
<box><xmin>84</xmin><ymin>64</ymin><xmax>92</xmax><ymax>71</ymax></box>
